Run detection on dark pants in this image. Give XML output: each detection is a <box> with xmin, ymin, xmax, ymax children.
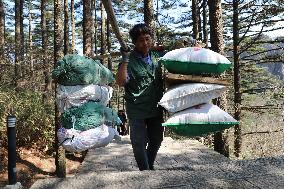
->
<box><xmin>129</xmin><ymin>116</ymin><xmax>164</xmax><ymax>171</ymax></box>
<box><xmin>117</xmin><ymin>123</ymin><xmax>127</xmax><ymax>135</ymax></box>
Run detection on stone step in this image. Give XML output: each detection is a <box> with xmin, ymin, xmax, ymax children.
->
<box><xmin>78</xmin><ymin>136</ymin><xmax>230</xmax><ymax>174</ymax></box>
<box><xmin>30</xmin><ymin>136</ymin><xmax>284</xmax><ymax>189</ymax></box>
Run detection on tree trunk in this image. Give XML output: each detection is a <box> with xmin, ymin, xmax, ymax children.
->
<box><xmin>41</xmin><ymin>0</ymin><xmax>48</xmax><ymax>57</ymax></box>
<box><xmin>20</xmin><ymin>0</ymin><xmax>24</xmax><ymax>57</ymax></box>
<box><xmin>202</xmin><ymin>0</ymin><xmax>208</xmax><ymax>47</ymax></box>
<box><xmin>15</xmin><ymin>0</ymin><xmax>21</xmax><ymax>86</ymax></box>
<box><xmin>42</xmin><ymin>0</ymin><xmax>52</xmax><ymax>104</ymax></box>
<box><xmin>106</xmin><ymin>18</ymin><xmax>112</xmax><ymax>108</ymax></box>
<box><xmin>197</xmin><ymin>0</ymin><xmax>202</xmax><ymax>40</ymax></box>
<box><xmin>28</xmin><ymin>0</ymin><xmax>34</xmax><ymax>77</ymax></box>
<box><xmin>64</xmin><ymin>0</ymin><xmax>69</xmax><ymax>55</ymax></box>
<box><xmin>107</xmin><ymin>18</ymin><xmax>112</xmax><ymax>71</ymax></box>
<box><xmin>117</xmin><ymin>86</ymin><xmax>120</xmax><ymax>111</ymax></box>
<box><xmin>100</xmin><ymin>1</ymin><xmax>106</xmax><ymax>64</ymax></box>
<box><xmin>144</xmin><ymin>0</ymin><xmax>156</xmax><ymax>42</ymax></box>
<box><xmin>83</xmin><ymin>0</ymin><xmax>93</xmax><ymax>57</ymax></box>
<box><xmin>233</xmin><ymin>0</ymin><xmax>242</xmax><ymax>158</ymax></box>
<box><xmin>0</xmin><ymin>0</ymin><xmax>4</xmax><ymax>59</ymax></box>
<box><xmin>156</xmin><ymin>0</ymin><xmax>162</xmax><ymax>44</ymax></box>
<box><xmin>71</xmin><ymin>0</ymin><xmax>75</xmax><ymax>53</ymax></box>
<box><xmin>54</xmin><ymin>0</ymin><xmax>66</xmax><ymax>178</ymax></box>
<box><xmin>0</xmin><ymin>0</ymin><xmax>3</xmax><ymax>83</ymax></box>
<box><xmin>20</xmin><ymin>0</ymin><xmax>24</xmax><ymax>76</ymax></box>
<box><xmin>192</xmin><ymin>0</ymin><xmax>199</xmax><ymax>39</ymax></box>
<box><xmin>93</xmin><ymin>0</ymin><xmax>97</xmax><ymax>54</ymax></box>
<box><xmin>208</xmin><ymin>0</ymin><xmax>224</xmax><ymax>53</ymax></box>
<box><xmin>208</xmin><ymin>0</ymin><xmax>229</xmax><ymax>157</ymax></box>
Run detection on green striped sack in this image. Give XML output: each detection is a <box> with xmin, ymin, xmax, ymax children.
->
<box><xmin>162</xmin><ymin>103</ymin><xmax>239</xmax><ymax>137</ymax></box>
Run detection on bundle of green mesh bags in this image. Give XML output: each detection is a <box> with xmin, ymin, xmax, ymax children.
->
<box><xmin>52</xmin><ymin>54</ymin><xmax>114</xmax><ymax>86</ymax></box>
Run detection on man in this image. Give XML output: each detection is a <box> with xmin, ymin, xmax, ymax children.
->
<box><xmin>116</xmin><ymin>23</ymin><xmax>164</xmax><ymax>171</ymax></box>
<box><xmin>117</xmin><ymin>110</ymin><xmax>127</xmax><ymax>135</ymax></box>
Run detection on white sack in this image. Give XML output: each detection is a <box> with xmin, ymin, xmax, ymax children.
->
<box><xmin>56</xmin><ymin>84</ymin><xmax>113</xmax><ymax>112</ymax></box>
<box><xmin>159</xmin><ymin>83</ymin><xmax>226</xmax><ymax>113</ymax></box>
<box><xmin>57</xmin><ymin>124</ymin><xmax>119</xmax><ymax>152</ymax></box>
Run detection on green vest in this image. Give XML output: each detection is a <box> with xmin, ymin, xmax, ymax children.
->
<box><xmin>124</xmin><ymin>51</ymin><xmax>163</xmax><ymax>119</ymax></box>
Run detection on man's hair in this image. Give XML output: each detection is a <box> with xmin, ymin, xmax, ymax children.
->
<box><xmin>129</xmin><ymin>23</ymin><xmax>153</xmax><ymax>43</ymax></box>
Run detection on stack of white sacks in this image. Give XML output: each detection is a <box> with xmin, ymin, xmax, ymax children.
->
<box><xmin>159</xmin><ymin>47</ymin><xmax>239</xmax><ymax>137</ymax></box>
<box><xmin>52</xmin><ymin>54</ymin><xmax>121</xmax><ymax>152</ymax></box>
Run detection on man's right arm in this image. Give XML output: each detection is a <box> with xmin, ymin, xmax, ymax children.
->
<box><xmin>116</xmin><ymin>48</ymin><xmax>130</xmax><ymax>87</ymax></box>
<box><xmin>116</xmin><ymin>62</ymin><xmax>129</xmax><ymax>87</ymax></box>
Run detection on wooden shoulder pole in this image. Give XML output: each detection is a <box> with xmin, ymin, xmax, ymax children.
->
<box><xmin>92</xmin><ymin>51</ymin><xmax>121</xmax><ymax>60</ymax></box>
<box><xmin>101</xmin><ymin>0</ymin><xmax>128</xmax><ymax>51</ymax></box>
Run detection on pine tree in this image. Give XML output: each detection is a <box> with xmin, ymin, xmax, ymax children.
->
<box><xmin>83</xmin><ymin>0</ymin><xmax>93</xmax><ymax>57</ymax></box>
<box><xmin>144</xmin><ymin>0</ymin><xmax>156</xmax><ymax>42</ymax></box>
<box><xmin>232</xmin><ymin>0</ymin><xmax>242</xmax><ymax>158</ymax></box>
<box><xmin>41</xmin><ymin>0</ymin><xmax>52</xmax><ymax>104</ymax></box>
<box><xmin>0</xmin><ymin>0</ymin><xmax>4</xmax><ymax>58</ymax></box>
<box><xmin>208</xmin><ymin>0</ymin><xmax>230</xmax><ymax>157</ymax></box>
<box><xmin>64</xmin><ymin>0</ymin><xmax>69</xmax><ymax>55</ymax></box>
<box><xmin>100</xmin><ymin>1</ymin><xmax>106</xmax><ymax>64</ymax></box>
<box><xmin>71</xmin><ymin>0</ymin><xmax>75</xmax><ymax>53</ymax></box>
<box><xmin>54</xmin><ymin>0</ymin><xmax>66</xmax><ymax>178</ymax></box>
<box><xmin>15</xmin><ymin>0</ymin><xmax>22</xmax><ymax>85</ymax></box>
<box><xmin>223</xmin><ymin>0</ymin><xmax>284</xmax><ymax>157</ymax></box>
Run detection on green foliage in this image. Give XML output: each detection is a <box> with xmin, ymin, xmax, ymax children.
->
<box><xmin>0</xmin><ymin>87</ymin><xmax>54</xmax><ymax>149</ymax></box>
<box><xmin>241</xmin><ymin>63</ymin><xmax>281</xmax><ymax>91</ymax></box>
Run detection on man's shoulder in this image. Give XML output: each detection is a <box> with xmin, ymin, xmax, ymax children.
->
<box><xmin>129</xmin><ymin>51</ymin><xmax>139</xmax><ymax>60</ymax></box>
<box><xmin>150</xmin><ymin>50</ymin><xmax>164</xmax><ymax>58</ymax></box>
<box><xmin>150</xmin><ymin>50</ymin><xmax>160</xmax><ymax>56</ymax></box>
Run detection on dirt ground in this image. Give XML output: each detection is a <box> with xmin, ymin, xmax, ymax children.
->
<box><xmin>0</xmin><ymin>147</ymin><xmax>84</xmax><ymax>189</ymax></box>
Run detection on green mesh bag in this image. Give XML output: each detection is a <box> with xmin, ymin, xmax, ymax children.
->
<box><xmin>60</xmin><ymin>101</ymin><xmax>121</xmax><ymax>131</ymax></box>
<box><xmin>52</xmin><ymin>54</ymin><xmax>114</xmax><ymax>85</ymax></box>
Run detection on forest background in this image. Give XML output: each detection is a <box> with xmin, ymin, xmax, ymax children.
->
<box><xmin>0</xmin><ymin>0</ymin><xmax>284</xmax><ymax>187</ymax></box>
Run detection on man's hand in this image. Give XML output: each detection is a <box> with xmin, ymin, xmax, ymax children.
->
<box><xmin>120</xmin><ymin>47</ymin><xmax>130</xmax><ymax>63</ymax></box>
<box><xmin>179</xmin><ymin>37</ymin><xmax>197</xmax><ymax>47</ymax></box>
<box><xmin>151</xmin><ymin>45</ymin><xmax>165</xmax><ymax>52</ymax></box>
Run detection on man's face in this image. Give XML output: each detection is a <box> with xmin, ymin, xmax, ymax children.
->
<box><xmin>134</xmin><ymin>33</ymin><xmax>153</xmax><ymax>56</ymax></box>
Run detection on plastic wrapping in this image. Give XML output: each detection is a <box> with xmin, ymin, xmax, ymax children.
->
<box><xmin>159</xmin><ymin>83</ymin><xmax>226</xmax><ymax>113</ymax></box>
<box><xmin>56</xmin><ymin>84</ymin><xmax>113</xmax><ymax>112</ymax></box>
<box><xmin>57</xmin><ymin>124</ymin><xmax>120</xmax><ymax>152</ymax></box>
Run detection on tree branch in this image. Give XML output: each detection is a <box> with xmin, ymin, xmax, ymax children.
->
<box><xmin>239</xmin><ymin>25</ymin><xmax>265</xmax><ymax>54</ymax></box>
<box><xmin>242</xmin><ymin>129</ymin><xmax>284</xmax><ymax>136</ymax></box>
<box><xmin>241</xmin><ymin>47</ymin><xmax>283</xmax><ymax>59</ymax></box>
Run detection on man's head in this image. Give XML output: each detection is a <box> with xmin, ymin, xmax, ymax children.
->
<box><xmin>129</xmin><ymin>23</ymin><xmax>153</xmax><ymax>55</ymax></box>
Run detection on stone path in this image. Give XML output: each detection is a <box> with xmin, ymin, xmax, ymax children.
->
<box><xmin>30</xmin><ymin>136</ymin><xmax>284</xmax><ymax>189</ymax></box>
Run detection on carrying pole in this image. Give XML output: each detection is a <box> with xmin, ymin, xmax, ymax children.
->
<box><xmin>92</xmin><ymin>51</ymin><xmax>121</xmax><ymax>60</ymax></box>
<box><xmin>101</xmin><ymin>0</ymin><xmax>129</xmax><ymax>51</ymax></box>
